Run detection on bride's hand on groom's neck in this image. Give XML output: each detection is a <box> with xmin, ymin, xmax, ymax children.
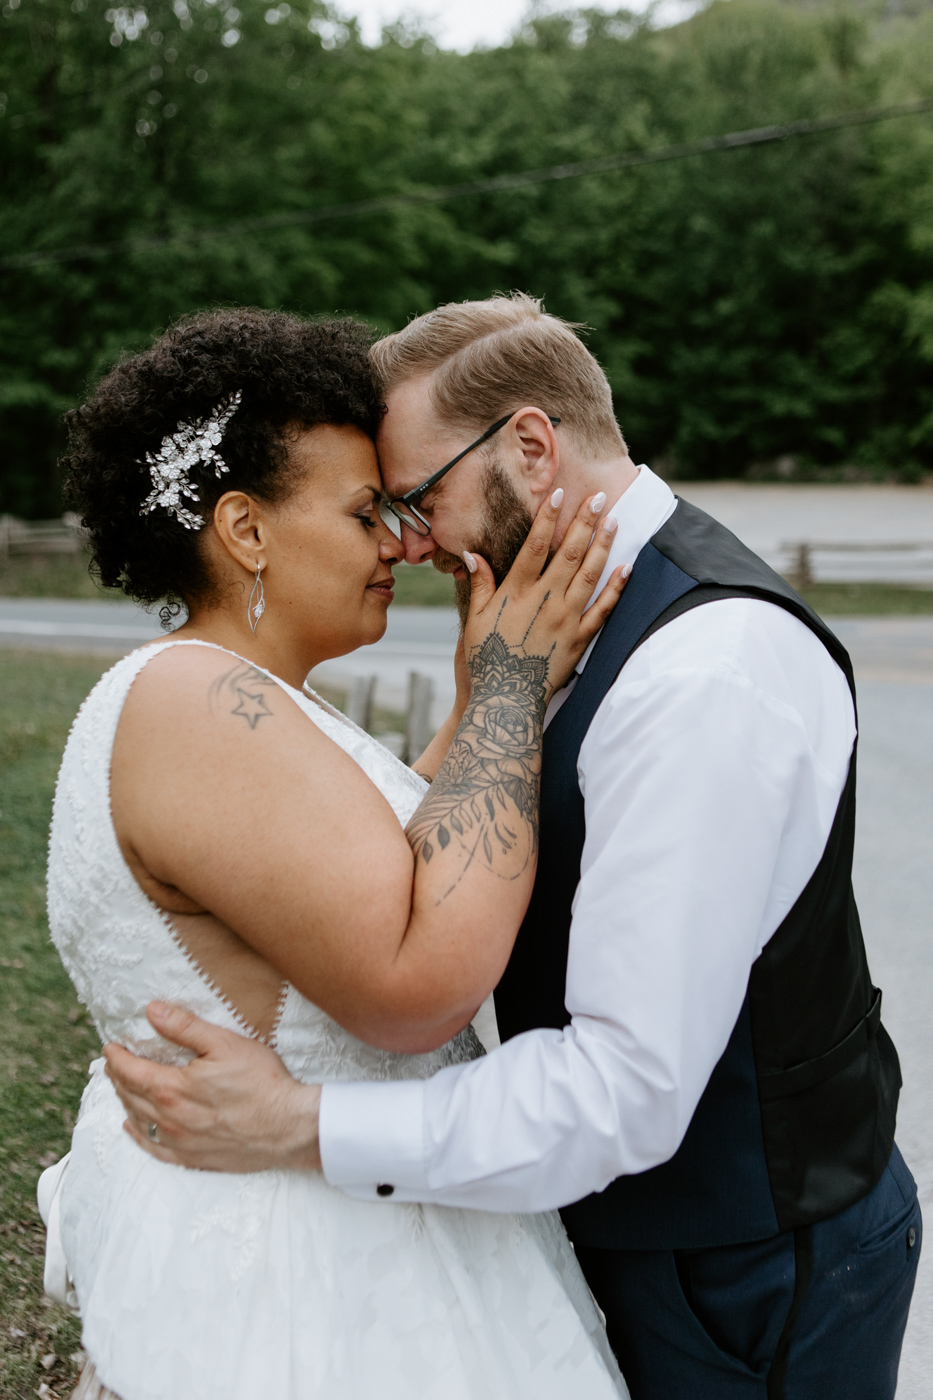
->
<box><xmin>104</xmin><ymin>1002</ymin><xmax>322</xmax><ymax>1174</ymax></box>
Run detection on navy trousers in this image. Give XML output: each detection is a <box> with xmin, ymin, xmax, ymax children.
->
<box><xmin>573</xmin><ymin>1145</ymin><xmax>921</xmax><ymax>1400</ymax></box>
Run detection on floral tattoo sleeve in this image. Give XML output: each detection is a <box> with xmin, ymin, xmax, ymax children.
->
<box><xmin>406</xmin><ymin>627</ymin><xmax>551</xmax><ymax>896</ymax></box>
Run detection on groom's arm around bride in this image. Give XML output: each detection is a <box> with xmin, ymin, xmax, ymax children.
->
<box><xmin>108</xmin><ymin>295</ymin><xmax>921</xmax><ymax>1400</ymax></box>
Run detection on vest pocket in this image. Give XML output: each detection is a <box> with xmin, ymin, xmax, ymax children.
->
<box><xmin>757</xmin><ymin>988</ymin><xmax>882</xmax><ymax>1103</ymax></box>
<box><xmin>755</xmin><ymin>989</ymin><xmax>901</xmax><ymax>1233</ymax></box>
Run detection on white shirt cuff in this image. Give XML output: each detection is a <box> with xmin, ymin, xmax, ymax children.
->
<box><xmin>319</xmin><ymin>1078</ymin><xmax>428</xmax><ymax>1202</ymax></box>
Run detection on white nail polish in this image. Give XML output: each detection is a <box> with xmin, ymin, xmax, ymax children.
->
<box><xmin>550</xmin><ymin>488</ymin><xmax>564</xmax><ymax>509</ymax></box>
<box><xmin>591</xmin><ymin>492</ymin><xmax>607</xmax><ymax>514</ymax></box>
<box><xmin>462</xmin><ymin>551</ymin><xmax>477</xmax><ymax>574</ymax></box>
<box><xmin>604</xmin><ymin>514</ymin><xmax>619</xmax><ymax>535</ymax></box>
<box><xmin>622</xmin><ymin>563</ymin><xmax>632</xmax><ymax>579</ymax></box>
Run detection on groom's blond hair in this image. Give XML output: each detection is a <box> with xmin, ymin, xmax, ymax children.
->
<box><xmin>370</xmin><ymin>292</ymin><xmax>626</xmax><ymax>459</ymax></box>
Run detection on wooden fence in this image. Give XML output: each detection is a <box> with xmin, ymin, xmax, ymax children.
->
<box><xmin>345</xmin><ymin>670</ymin><xmax>435</xmax><ymax>765</ymax></box>
<box><xmin>0</xmin><ymin>514</ymin><xmax>86</xmax><ymax>560</ymax></box>
<box><xmin>779</xmin><ymin>539</ymin><xmax>933</xmax><ymax>586</ymax></box>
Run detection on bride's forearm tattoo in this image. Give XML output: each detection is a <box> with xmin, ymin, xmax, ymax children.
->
<box><xmin>210</xmin><ymin>664</ymin><xmax>278</xmax><ymax>730</ymax></box>
<box><xmin>406</xmin><ymin>629</ymin><xmax>551</xmax><ymax>890</ymax></box>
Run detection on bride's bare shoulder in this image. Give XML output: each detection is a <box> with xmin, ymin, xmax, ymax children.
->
<box><xmin>114</xmin><ymin>640</ymin><xmax>340</xmax><ymax>771</ymax></box>
<box><xmin>124</xmin><ymin>641</ymin><xmax>299</xmax><ymax>723</ymax></box>
<box><xmin>110</xmin><ymin>637</ymin><xmax>396</xmax><ymax>859</ymax></box>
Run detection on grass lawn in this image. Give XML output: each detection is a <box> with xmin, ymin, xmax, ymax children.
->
<box><xmin>0</xmin><ymin>554</ymin><xmax>117</xmax><ymax>601</ymax></box>
<box><xmin>797</xmin><ymin>581</ymin><xmax>933</xmax><ymax>615</ymax></box>
<box><xmin>0</xmin><ymin>651</ymin><xmax>110</xmax><ymax>1398</ymax></box>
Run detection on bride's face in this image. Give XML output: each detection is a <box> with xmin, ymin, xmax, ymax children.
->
<box><xmin>260</xmin><ymin>423</ymin><xmax>401</xmax><ymax>660</ymax></box>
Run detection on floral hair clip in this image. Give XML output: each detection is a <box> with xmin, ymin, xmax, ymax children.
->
<box><xmin>139</xmin><ymin>390</ymin><xmax>242</xmax><ymax>530</ymax></box>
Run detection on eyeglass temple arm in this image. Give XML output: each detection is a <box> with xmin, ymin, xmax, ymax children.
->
<box><xmin>397</xmin><ymin>413</ymin><xmax>561</xmax><ymax>507</ymax></box>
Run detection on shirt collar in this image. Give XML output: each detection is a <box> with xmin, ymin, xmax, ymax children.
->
<box><xmin>575</xmin><ymin>464</ymin><xmax>677</xmax><ymax>675</ymax></box>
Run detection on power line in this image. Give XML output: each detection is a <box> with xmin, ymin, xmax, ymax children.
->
<box><xmin>3</xmin><ymin>97</ymin><xmax>932</xmax><ymax>272</ymax></box>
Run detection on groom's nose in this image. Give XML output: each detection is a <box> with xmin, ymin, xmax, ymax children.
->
<box><xmin>400</xmin><ymin>525</ymin><xmax>437</xmax><ymax>566</ymax></box>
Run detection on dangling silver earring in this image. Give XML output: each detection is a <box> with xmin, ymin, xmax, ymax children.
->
<box><xmin>248</xmin><ymin>563</ymin><xmax>265</xmax><ymax>633</ymax></box>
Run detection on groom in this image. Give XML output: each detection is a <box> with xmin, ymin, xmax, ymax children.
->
<box><xmin>107</xmin><ymin>294</ymin><xmax>920</xmax><ymax>1398</ymax></box>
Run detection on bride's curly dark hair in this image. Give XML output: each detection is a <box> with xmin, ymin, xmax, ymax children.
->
<box><xmin>63</xmin><ymin>308</ymin><xmax>384</xmax><ymax>623</ymax></box>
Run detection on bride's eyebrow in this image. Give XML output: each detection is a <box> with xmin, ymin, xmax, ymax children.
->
<box><xmin>347</xmin><ymin>486</ymin><xmax>381</xmax><ymax>506</ymax></box>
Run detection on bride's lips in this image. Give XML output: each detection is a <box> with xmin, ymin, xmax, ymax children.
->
<box><xmin>367</xmin><ymin>575</ymin><xmax>395</xmax><ymax>602</ymax></box>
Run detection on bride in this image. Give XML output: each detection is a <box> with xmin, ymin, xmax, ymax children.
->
<box><xmin>45</xmin><ymin>307</ymin><xmax>629</xmax><ymax>1399</ymax></box>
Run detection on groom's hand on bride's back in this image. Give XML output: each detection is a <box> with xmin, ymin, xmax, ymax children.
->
<box><xmin>103</xmin><ymin>1001</ymin><xmax>322</xmax><ymax>1173</ymax></box>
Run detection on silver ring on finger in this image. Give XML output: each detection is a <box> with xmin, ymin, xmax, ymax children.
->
<box><xmin>148</xmin><ymin>1121</ymin><xmax>159</xmax><ymax>1144</ymax></box>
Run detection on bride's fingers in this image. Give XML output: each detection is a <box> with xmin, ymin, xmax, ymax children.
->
<box><xmin>499</xmin><ymin>486</ymin><xmax>564</xmax><ymax>587</ymax></box>
<box><xmin>542</xmin><ymin>492</ymin><xmax>610</xmax><ymax>592</ymax></box>
<box><xmin>577</xmin><ymin>565</ymin><xmax>630</xmax><ymax>644</ymax></box>
<box><xmin>562</xmin><ymin>511</ymin><xmax>620</xmax><ymax>610</ymax></box>
<box><xmin>461</xmin><ymin>549</ymin><xmax>496</xmax><ymax>622</ymax></box>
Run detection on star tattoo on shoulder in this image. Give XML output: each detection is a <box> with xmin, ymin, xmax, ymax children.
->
<box><xmin>231</xmin><ymin>687</ymin><xmax>273</xmax><ymax>729</ymax></box>
<box><xmin>209</xmin><ymin>663</ymin><xmax>278</xmax><ymax>728</ymax></box>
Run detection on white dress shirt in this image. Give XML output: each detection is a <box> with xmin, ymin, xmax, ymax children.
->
<box><xmin>319</xmin><ymin>466</ymin><xmax>857</xmax><ymax>1212</ymax></box>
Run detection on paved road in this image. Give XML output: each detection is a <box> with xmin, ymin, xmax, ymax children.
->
<box><xmin>853</xmin><ymin>671</ymin><xmax>932</xmax><ymax>1400</ymax></box>
<box><xmin>0</xmin><ymin>597</ymin><xmax>464</xmax><ymax>725</ymax></box>
<box><xmin>0</xmin><ymin>597</ymin><xmax>165</xmax><ymax>650</ymax></box>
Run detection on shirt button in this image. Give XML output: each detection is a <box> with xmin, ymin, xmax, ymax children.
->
<box><xmin>376</xmin><ymin>1183</ymin><xmax>395</xmax><ymax>1197</ymax></box>
<box><xmin>907</xmin><ymin>1226</ymin><xmax>917</xmax><ymax>1248</ymax></box>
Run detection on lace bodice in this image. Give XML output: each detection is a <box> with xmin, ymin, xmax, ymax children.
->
<box><xmin>46</xmin><ymin>639</ymin><xmax>482</xmax><ymax>1083</ymax></box>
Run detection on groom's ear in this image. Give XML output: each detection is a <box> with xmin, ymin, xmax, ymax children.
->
<box><xmin>508</xmin><ymin>408</ymin><xmax>560</xmax><ymax>499</ymax></box>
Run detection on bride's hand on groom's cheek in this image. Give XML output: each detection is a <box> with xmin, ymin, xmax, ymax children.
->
<box><xmin>102</xmin><ymin>1002</ymin><xmax>323</xmax><ymax>1174</ymax></box>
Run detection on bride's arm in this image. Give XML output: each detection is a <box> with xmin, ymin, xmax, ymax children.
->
<box><xmin>111</xmin><ymin>496</ymin><xmax>623</xmax><ymax>1055</ymax></box>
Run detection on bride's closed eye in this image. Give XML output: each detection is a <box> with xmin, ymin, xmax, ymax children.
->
<box><xmin>354</xmin><ymin>506</ymin><xmax>379</xmax><ymax>530</ymax></box>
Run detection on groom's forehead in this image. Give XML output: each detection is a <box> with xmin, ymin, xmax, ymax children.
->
<box><xmin>378</xmin><ymin>382</ymin><xmax>460</xmax><ymax>491</ymax></box>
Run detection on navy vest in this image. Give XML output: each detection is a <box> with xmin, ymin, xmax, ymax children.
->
<box><xmin>494</xmin><ymin>499</ymin><xmax>901</xmax><ymax>1252</ymax></box>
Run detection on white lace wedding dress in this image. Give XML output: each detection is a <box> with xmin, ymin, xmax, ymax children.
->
<box><xmin>46</xmin><ymin>640</ymin><xmax>627</xmax><ymax>1400</ymax></box>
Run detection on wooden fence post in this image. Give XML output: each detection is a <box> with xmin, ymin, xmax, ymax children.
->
<box><xmin>406</xmin><ymin>671</ymin><xmax>434</xmax><ymax>765</ymax></box>
<box><xmin>791</xmin><ymin>542</ymin><xmax>813</xmax><ymax>587</ymax></box>
<box><xmin>345</xmin><ymin>674</ymin><xmax>376</xmax><ymax>732</ymax></box>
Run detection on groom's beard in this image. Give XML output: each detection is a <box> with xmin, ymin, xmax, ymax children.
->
<box><xmin>432</xmin><ymin>460</ymin><xmax>535</xmax><ymax>628</ymax></box>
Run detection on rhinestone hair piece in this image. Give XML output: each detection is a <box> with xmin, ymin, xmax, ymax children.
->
<box><xmin>139</xmin><ymin>390</ymin><xmax>242</xmax><ymax>530</ymax></box>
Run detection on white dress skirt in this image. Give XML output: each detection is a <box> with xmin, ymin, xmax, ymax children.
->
<box><xmin>46</xmin><ymin>641</ymin><xmax>628</xmax><ymax>1400</ymax></box>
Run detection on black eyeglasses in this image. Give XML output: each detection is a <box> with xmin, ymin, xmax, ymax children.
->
<box><xmin>383</xmin><ymin>411</ymin><xmax>561</xmax><ymax>537</ymax></box>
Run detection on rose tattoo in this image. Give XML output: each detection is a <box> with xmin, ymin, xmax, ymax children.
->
<box><xmin>406</xmin><ymin>629</ymin><xmax>551</xmax><ymax>892</ymax></box>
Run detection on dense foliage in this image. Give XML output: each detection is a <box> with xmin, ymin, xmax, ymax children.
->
<box><xmin>2</xmin><ymin>0</ymin><xmax>933</xmax><ymax>514</ymax></box>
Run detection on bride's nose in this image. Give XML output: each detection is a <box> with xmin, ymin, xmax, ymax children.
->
<box><xmin>379</xmin><ymin>533</ymin><xmax>403</xmax><ymax>566</ymax></box>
